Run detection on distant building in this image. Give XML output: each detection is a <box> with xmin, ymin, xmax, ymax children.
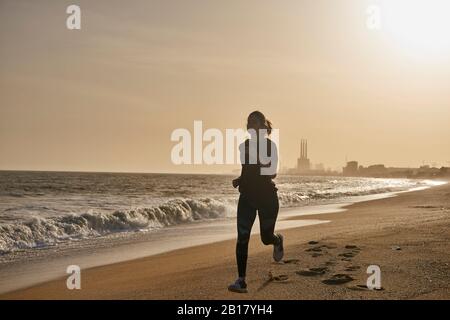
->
<box><xmin>343</xmin><ymin>161</ymin><xmax>358</xmax><ymax>176</ymax></box>
<box><xmin>297</xmin><ymin>139</ymin><xmax>311</xmax><ymax>173</ymax></box>
<box><xmin>342</xmin><ymin>159</ymin><xmax>449</xmax><ymax>179</ymax></box>
<box><xmin>280</xmin><ymin>140</ymin><xmax>338</xmax><ymax>176</ymax></box>
<box><xmin>361</xmin><ymin>164</ymin><xmax>387</xmax><ymax>176</ymax></box>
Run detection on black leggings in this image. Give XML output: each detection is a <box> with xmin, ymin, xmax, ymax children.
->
<box><xmin>236</xmin><ymin>193</ymin><xmax>280</xmax><ymax>278</ymax></box>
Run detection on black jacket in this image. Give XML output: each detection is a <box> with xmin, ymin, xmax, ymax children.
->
<box><xmin>238</xmin><ymin>138</ymin><xmax>278</xmax><ymax>208</ymax></box>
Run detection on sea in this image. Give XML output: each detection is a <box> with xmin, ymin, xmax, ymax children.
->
<box><xmin>0</xmin><ymin>171</ymin><xmax>438</xmax><ymax>255</ymax></box>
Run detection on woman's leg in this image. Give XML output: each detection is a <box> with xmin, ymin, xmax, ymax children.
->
<box><xmin>258</xmin><ymin>194</ymin><xmax>280</xmax><ymax>246</ymax></box>
<box><xmin>236</xmin><ymin>195</ymin><xmax>257</xmax><ymax>278</ymax></box>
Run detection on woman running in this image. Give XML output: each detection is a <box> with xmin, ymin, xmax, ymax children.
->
<box><xmin>228</xmin><ymin>111</ymin><xmax>284</xmax><ymax>293</ymax></box>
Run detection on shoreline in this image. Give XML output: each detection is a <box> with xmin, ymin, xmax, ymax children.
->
<box><xmin>1</xmin><ymin>182</ymin><xmax>449</xmax><ymax>299</ymax></box>
<box><xmin>0</xmin><ymin>183</ymin><xmax>430</xmax><ymax>295</ymax></box>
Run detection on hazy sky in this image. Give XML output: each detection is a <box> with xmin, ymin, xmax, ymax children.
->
<box><xmin>1</xmin><ymin>0</ymin><xmax>449</xmax><ymax>173</ymax></box>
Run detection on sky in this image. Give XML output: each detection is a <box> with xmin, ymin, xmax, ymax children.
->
<box><xmin>1</xmin><ymin>0</ymin><xmax>449</xmax><ymax>173</ymax></box>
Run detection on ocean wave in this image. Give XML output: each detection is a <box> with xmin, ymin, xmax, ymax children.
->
<box><xmin>0</xmin><ymin>178</ymin><xmax>439</xmax><ymax>254</ymax></box>
<box><xmin>0</xmin><ymin>198</ymin><xmax>232</xmax><ymax>254</ymax></box>
<box><xmin>277</xmin><ymin>186</ymin><xmax>405</xmax><ymax>206</ymax></box>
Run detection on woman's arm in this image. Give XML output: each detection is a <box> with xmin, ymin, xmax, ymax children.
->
<box><xmin>232</xmin><ymin>176</ymin><xmax>241</xmax><ymax>188</ymax></box>
<box><xmin>260</xmin><ymin>139</ymin><xmax>278</xmax><ymax>178</ymax></box>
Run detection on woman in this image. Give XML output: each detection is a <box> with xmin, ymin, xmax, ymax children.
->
<box><xmin>228</xmin><ymin>111</ymin><xmax>284</xmax><ymax>293</ymax></box>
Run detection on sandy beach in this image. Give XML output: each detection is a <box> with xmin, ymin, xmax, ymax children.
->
<box><xmin>2</xmin><ymin>183</ymin><xmax>449</xmax><ymax>300</ymax></box>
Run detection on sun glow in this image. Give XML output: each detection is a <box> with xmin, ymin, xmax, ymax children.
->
<box><xmin>380</xmin><ymin>0</ymin><xmax>450</xmax><ymax>59</ymax></box>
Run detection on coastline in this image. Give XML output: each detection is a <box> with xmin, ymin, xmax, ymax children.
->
<box><xmin>0</xmin><ymin>182</ymin><xmax>417</xmax><ymax>295</ymax></box>
<box><xmin>1</xmin><ymin>182</ymin><xmax>449</xmax><ymax>299</ymax></box>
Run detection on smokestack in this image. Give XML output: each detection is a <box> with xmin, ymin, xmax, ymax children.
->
<box><xmin>301</xmin><ymin>139</ymin><xmax>304</xmax><ymax>158</ymax></box>
<box><xmin>300</xmin><ymin>140</ymin><xmax>301</xmax><ymax>158</ymax></box>
<box><xmin>301</xmin><ymin>140</ymin><xmax>303</xmax><ymax>158</ymax></box>
<box><xmin>306</xmin><ymin>140</ymin><xmax>308</xmax><ymax>158</ymax></box>
<box><xmin>300</xmin><ymin>140</ymin><xmax>302</xmax><ymax>158</ymax></box>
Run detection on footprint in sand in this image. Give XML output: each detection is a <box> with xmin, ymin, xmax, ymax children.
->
<box><xmin>347</xmin><ymin>285</ymin><xmax>369</xmax><ymax>291</ymax></box>
<box><xmin>344</xmin><ymin>265</ymin><xmax>361</xmax><ymax>272</ymax></box>
<box><xmin>348</xmin><ymin>284</ymin><xmax>384</xmax><ymax>291</ymax></box>
<box><xmin>296</xmin><ymin>267</ymin><xmax>329</xmax><ymax>277</ymax></box>
<box><xmin>306</xmin><ymin>246</ymin><xmax>323</xmax><ymax>252</ymax></box>
<box><xmin>268</xmin><ymin>272</ymin><xmax>289</xmax><ymax>282</ymax></box>
<box><xmin>256</xmin><ymin>272</ymin><xmax>290</xmax><ymax>292</ymax></box>
<box><xmin>341</xmin><ymin>258</ymin><xmax>352</xmax><ymax>262</ymax></box>
<box><xmin>338</xmin><ymin>246</ymin><xmax>361</xmax><ymax>259</ymax></box>
<box><xmin>339</xmin><ymin>252</ymin><xmax>357</xmax><ymax>258</ymax></box>
<box><xmin>306</xmin><ymin>243</ymin><xmax>338</xmax><ymax>254</ymax></box>
<box><xmin>322</xmin><ymin>274</ymin><xmax>354</xmax><ymax>285</ymax></box>
<box><xmin>283</xmin><ymin>259</ymin><xmax>300</xmax><ymax>264</ymax></box>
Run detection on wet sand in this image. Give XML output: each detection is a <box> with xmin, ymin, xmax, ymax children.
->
<box><xmin>2</xmin><ymin>183</ymin><xmax>449</xmax><ymax>300</ymax></box>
